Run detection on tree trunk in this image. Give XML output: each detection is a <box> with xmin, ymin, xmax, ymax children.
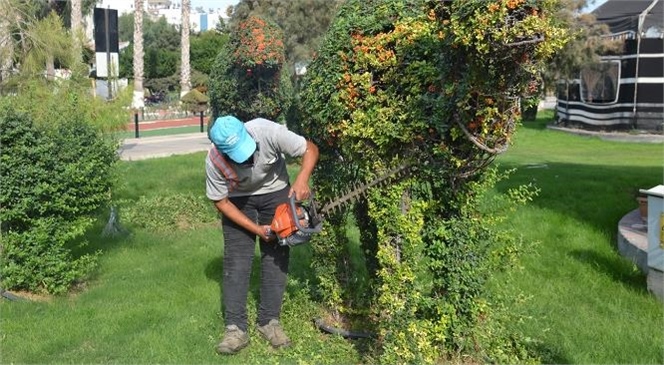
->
<box><xmin>45</xmin><ymin>0</ymin><xmax>55</xmax><ymax>80</ymax></box>
<box><xmin>132</xmin><ymin>0</ymin><xmax>144</xmax><ymax>108</ymax></box>
<box><xmin>71</xmin><ymin>0</ymin><xmax>83</xmax><ymax>67</ymax></box>
<box><xmin>180</xmin><ymin>0</ymin><xmax>191</xmax><ymax>98</ymax></box>
<box><xmin>0</xmin><ymin>2</ymin><xmax>13</xmax><ymax>82</ymax></box>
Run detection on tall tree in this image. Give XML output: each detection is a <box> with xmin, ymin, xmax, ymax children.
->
<box><xmin>70</xmin><ymin>0</ymin><xmax>83</xmax><ymax>67</ymax></box>
<box><xmin>132</xmin><ymin>0</ymin><xmax>144</xmax><ymax>108</ymax></box>
<box><xmin>0</xmin><ymin>1</ymin><xmax>14</xmax><ymax>82</ymax></box>
<box><xmin>7</xmin><ymin>7</ymin><xmax>72</xmax><ymax>79</ymax></box>
<box><xmin>542</xmin><ymin>0</ymin><xmax>616</xmax><ymax>92</ymax></box>
<box><xmin>180</xmin><ymin>0</ymin><xmax>191</xmax><ymax>97</ymax></box>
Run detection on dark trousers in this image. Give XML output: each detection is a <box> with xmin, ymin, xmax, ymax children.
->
<box><xmin>221</xmin><ymin>186</ymin><xmax>290</xmax><ymax>332</ymax></box>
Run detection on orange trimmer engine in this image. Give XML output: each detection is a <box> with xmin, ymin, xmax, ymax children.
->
<box><xmin>270</xmin><ymin>195</ymin><xmax>322</xmax><ymax>247</ymax></box>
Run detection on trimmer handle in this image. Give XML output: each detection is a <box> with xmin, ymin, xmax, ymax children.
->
<box><xmin>288</xmin><ymin>194</ymin><xmax>323</xmax><ymax>234</ymax></box>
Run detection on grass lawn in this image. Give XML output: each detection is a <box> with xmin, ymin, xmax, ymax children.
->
<box><xmin>492</xmin><ymin>111</ymin><xmax>663</xmax><ymax>364</ymax></box>
<box><xmin>1</xmin><ymin>111</ymin><xmax>662</xmax><ymax>364</ymax></box>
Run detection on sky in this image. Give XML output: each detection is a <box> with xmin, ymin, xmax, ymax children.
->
<box><xmin>584</xmin><ymin>0</ymin><xmax>608</xmax><ymax>13</ymax></box>
<box><xmin>190</xmin><ymin>0</ymin><xmax>607</xmax><ymax>13</ymax></box>
<box><xmin>190</xmin><ymin>0</ymin><xmax>239</xmax><ymax>11</ymax></box>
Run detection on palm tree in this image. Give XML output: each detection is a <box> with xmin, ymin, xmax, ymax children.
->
<box><xmin>9</xmin><ymin>6</ymin><xmax>72</xmax><ymax>79</ymax></box>
<box><xmin>132</xmin><ymin>0</ymin><xmax>144</xmax><ymax>108</ymax></box>
<box><xmin>180</xmin><ymin>0</ymin><xmax>191</xmax><ymax>98</ymax></box>
<box><xmin>44</xmin><ymin>0</ymin><xmax>56</xmax><ymax>80</ymax></box>
<box><xmin>70</xmin><ymin>0</ymin><xmax>83</xmax><ymax>69</ymax></box>
<box><xmin>0</xmin><ymin>1</ymin><xmax>14</xmax><ymax>82</ymax></box>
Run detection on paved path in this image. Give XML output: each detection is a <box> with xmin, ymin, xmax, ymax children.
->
<box><xmin>119</xmin><ymin>132</ymin><xmax>211</xmax><ymax>161</ymax></box>
<box><xmin>547</xmin><ymin>125</ymin><xmax>664</xmax><ymax>143</ymax></box>
<box><xmin>118</xmin><ymin>110</ymin><xmax>662</xmax><ymax>161</ymax></box>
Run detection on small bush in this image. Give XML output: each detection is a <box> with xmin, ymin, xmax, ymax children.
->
<box><xmin>181</xmin><ymin>89</ymin><xmax>209</xmax><ymax>113</ymax></box>
<box><xmin>0</xmin><ymin>89</ymin><xmax>120</xmax><ymax>295</ymax></box>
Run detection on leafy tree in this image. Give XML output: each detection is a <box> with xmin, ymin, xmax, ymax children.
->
<box><xmin>118</xmin><ymin>13</ymin><xmax>182</xmax><ymax>92</ymax></box>
<box><xmin>228</xmin><ymin>0</ymin><xmax>344</xmax><ymax>64</ymax></box>
<box><xmin>0</xmin><ymin>2</ymin><xmax>75</xmax><ymax>85</ymax></box>
<box><xmin>190</xmin><ymin>30</ymin><xmax>229</xmax><ymax>75</ymax></box>
<box><xmin>541</xmin><ymin>0</ymin><xmax>617</xmax><ymax>92</ymax></box>
<box><xmin>118</xmin><ymin>10</ymin><xmax>135</xmax><ymax>42</ymax></box>
<box><xmin>143</xmin><ymin>16</ymin><xmax>180</xmax><ymax>51</ymax></box>
<box><xmin>145</xmin><ymin>47</ymin><xmax>178</xmax><ymax>80</ymax></box>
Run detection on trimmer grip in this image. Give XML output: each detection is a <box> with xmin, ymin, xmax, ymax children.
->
<box><xmin>288</xmin><ymin>194</ymin><xmax>323</xmax><ymax>234</ymax></box>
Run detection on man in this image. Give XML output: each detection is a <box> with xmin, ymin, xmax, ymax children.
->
<box><xmin>205</xmin><ymin>115</ymin><xmax>319</xmax><ymax>355</ymax></box>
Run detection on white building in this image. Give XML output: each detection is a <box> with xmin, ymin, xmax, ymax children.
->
<box><xmin>92</xmin><ymin>0</ymin><xmax>229</xmax><ymax>31</ymax></box>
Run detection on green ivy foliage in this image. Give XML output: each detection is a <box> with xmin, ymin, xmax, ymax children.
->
<box><xmin>0</xmin><ymin>93</ymin><xmax>120</xmax><ymax>295</ymax></box>
<box><xmin>208</xmin><ymin>16</ymin><xmax>292</xmax><ymax>123</ymax></box>
<box><xmin>297</xmin><ymin>0</ymin><xmax>567</xmax><ymax>363</ymax></box>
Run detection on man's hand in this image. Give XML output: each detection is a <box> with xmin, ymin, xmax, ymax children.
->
<box><xmin>259</xmin><ymin>225</ymin><xmax>276</xmax><ymax>242</ymax></box>
<box><xmin>290</xmin><ymin>140</ymin><xmax>319</xmax><ymax>201</ymax></box>
<box><xmin>289</xmin><ymin>181</ymin><xmax>311</xmax><ymax>201</ymax></box>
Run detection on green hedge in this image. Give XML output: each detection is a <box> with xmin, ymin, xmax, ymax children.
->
<box><xmin>0</xmin><ymin>100</ymin><xmax>119</xmax><ymax>294</ymax></box>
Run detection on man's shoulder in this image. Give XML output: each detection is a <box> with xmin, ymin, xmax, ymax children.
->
<box><xmin>246</xmin><ymin>118</ymin><xmax>278</xmax><ymax>127</ymax></box>
<box><xmin>246</xmin><ymin>118</ymin><xmax>290</xmax><ymax>137</ymax></box>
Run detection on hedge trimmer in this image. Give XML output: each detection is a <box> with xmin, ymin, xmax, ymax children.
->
<box><xmin>269</xmin><ymin>164</ymin><xmax>410</xmax><ymax>246</ymax></box>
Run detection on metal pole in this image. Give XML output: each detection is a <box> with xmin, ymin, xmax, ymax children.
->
<box><xmin>631</xmin><ymin>0</ymin><xmax>660</xmax><ymax>129</ymax></box>
<box><xmin>134</xmin><ymin>112</ymin><xmax>139</xmax><ymax>138</ymax></box>
<box><xmin>200</xmin><ymin>111</ymin><xmax>204</xmax><ymax>133</ymax></box>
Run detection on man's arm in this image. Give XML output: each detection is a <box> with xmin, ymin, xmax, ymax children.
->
<box><xmin>215</xmin><ymin>197</ymin><xmax>273</xmax><ymax>241</ymax></box>
<box><xmin>290</xmin><ymin>140</ymin><xmax>319</xmax><ymax>200</ymax></box>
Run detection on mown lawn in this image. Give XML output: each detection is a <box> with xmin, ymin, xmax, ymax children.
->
<box><xmin>491</xmin><ymin>112</ymin><xmax>663</xmax><ymax>364</ymax></box>
<box><xmin>1</xmin><ymin>111</ymin><xmax>662</xmax><ymax>364</ymax></box>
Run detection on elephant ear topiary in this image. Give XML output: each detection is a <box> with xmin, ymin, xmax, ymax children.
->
<box><xmin>208</xmin><ymin>16</ymin><xmax>292</xmax><ymax>123</ymax></box>
<box><xmin>296</xmin><ymin>0</ymin><xmax>568</xmax><ymax>363</ymax></box>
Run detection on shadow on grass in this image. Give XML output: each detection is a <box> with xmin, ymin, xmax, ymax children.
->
<box><xmin>496</xmin><ymin>162</ymin><xmax>660</xmax><ymax>237</ymax></box>
<box><xmin>495</xmin><ymin>161</ymin><xmax>658</xmax><ymax>295</ymax></box>
<box><xmin>526</xmin><ymin>342</ymin><xmax>573</xmax><ymax>365</ymax></box>
<box><xmin>569</xmin><ymin>249</ymin><xmax>647</xmax><ymax>293</ymax></box>
<box><xmin>519</xmin><ymin>116</ymin><xmax>551</xmax><ymax>131</ymax></box>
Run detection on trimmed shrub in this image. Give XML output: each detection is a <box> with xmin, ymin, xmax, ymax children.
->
<box><xmin>0</xmin><ymin>101</ymin><xmax>119</xmax><ymax>294</ymax></box>
<box><xmin>296</xmin><ymin>0</ymin><xmax>567</xmax><ymax>363</ymax></box>
<box><xmin>181</xmin><ymin>89</ymin><xmax>210</xmax><ymax>113</ymax></box>
<box><xmin>208</xmin><ymin>16</ymin><xmax>292</xmax><ymax>123</ymax></box>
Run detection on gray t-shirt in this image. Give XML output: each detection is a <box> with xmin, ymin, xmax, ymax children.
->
<box><xmin>205</xmin><ymin>118</ymin><xmax>307</xmax><ymax>201</ymax></box>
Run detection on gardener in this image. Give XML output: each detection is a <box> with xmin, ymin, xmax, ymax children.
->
<box><xmin>205</xmin><ymin>115</ymin><xmax>319</xmax><ymax>355</ymax></box>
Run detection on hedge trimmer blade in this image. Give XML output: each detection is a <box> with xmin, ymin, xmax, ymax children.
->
<box><xmin>271</xmin><ymin>164</ymin><xmax>410</xmax><ymax>247</ymax></box>
<box><xmin>317</xmin><ymin>164</ymin><xmax>411</xmax><ymax>216</ymax></box>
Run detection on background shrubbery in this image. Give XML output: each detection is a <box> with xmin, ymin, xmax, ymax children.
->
<box><xmin>208</xmin><ymin>16</ymin><xmax>293</xmax><ymax>123</ymax></box>
<box><xmin>0</xmin><ymin>81</ymin><xmax>126</xmax><ymax>294</ymax></box>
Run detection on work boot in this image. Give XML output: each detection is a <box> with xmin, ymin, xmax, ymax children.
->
<box><xmin>216</xmin><ymin>325</ymin><xmax>249</xmax><ymax>355</ymax></box>
<box><xmin>257</xmin><ymin>319</ymin><xmax>291</xmax><ymax>348</ymax></box>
